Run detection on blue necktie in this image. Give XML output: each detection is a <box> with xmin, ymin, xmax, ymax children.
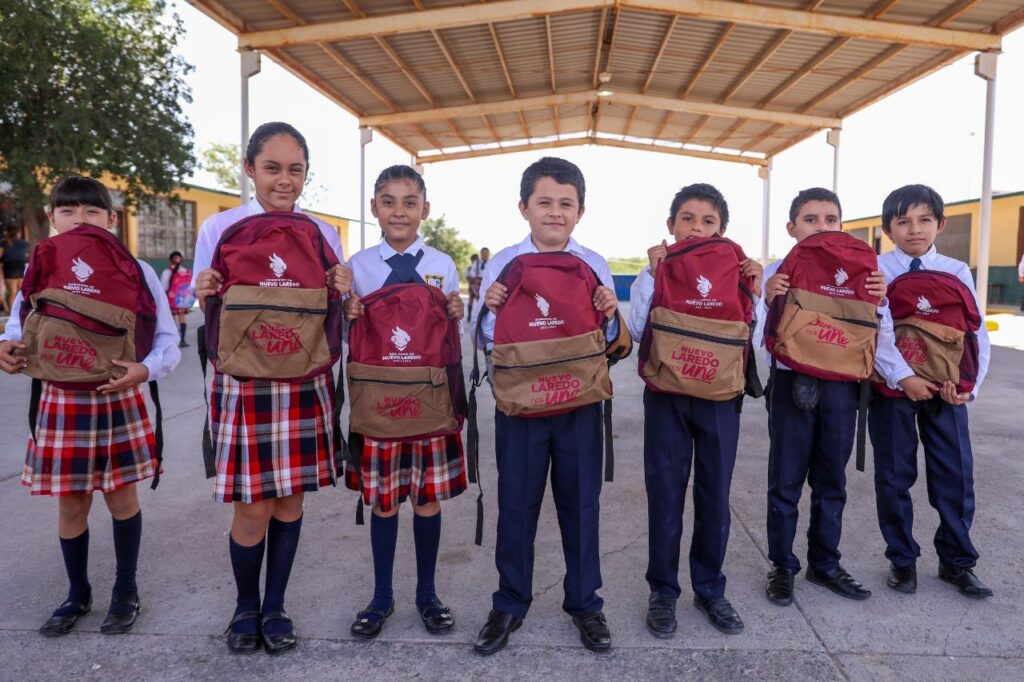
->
<box><xmin>384</xmin><ymin>250</ymin><xmax>425</xmax><ymax>285</ymax></box>
<box><xmin>910</xmin><ymin>257</ymin><xmax>923</xmax><ymax>272</ymax></box>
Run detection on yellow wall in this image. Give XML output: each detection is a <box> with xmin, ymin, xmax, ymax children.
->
<box><xmin>843</xmin><ymin>191</ymin><xmax>1024</xmax><ymax>267</ymax></box>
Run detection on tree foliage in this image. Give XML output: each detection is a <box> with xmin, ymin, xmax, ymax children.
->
<box><xmin>200</xmin><ymin>142</ymin><xmax>240</xmax><ymax>192</ymax></box>
<box><xmin>0</xmin><ymin>0</ymin><xmax>195</xmax><ymax>241</ymax></box>
<box><xmin>420</xmin><ymin>215</ymin><xmax>475</xmax><ymax>275</ymax></box>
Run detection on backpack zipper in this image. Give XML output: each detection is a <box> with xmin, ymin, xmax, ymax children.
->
<box><xmin>650</xmin><ymin>322</ymin><xmax>747</xmax><ymax>348</ymax></box>
<box><xmin>350</xmin><ymin>376</ymin><xmax>444</xmax><ymax>387</ymax></box>
<box><xmin>894</xmin><ymin>321</ymin><xmax>959</xmax><ymax>347</ymax></box>
<box><xmin>35</xmin><ymin>298</ymin><xmax>128</xmax><ymax>336</ymax></box>
<box><xmin>835</xmin><ymin>316</ymin><xmax>878</xmax><ymax>329</ymax></box>
<box><xmin>224</xmin><ymin>303</ymin><xmax>328</xmax><ymax>315</ymax></box>
<box><xmin>493</xmin><ymin>348</ymin><xmax>605</xmax><ymax>370</ymax></box>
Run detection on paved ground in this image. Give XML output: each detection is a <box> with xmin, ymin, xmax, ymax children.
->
<box><xmin>0</xmin><ymin>306</ymin><xmax>1021</xmax><ymax>681</ymax></box>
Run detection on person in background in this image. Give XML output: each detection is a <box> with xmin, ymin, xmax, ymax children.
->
<box><xmin>1</xmin><ymin>225</ymin><xmax>31</xmax><ymax>313</ymax></box>
<box><xmin>160</xmin><ymin>251</ymin><xmax>192</xmax><ymax>348</ymax></box>
<box><xmin>465</xmin><ymin>253</ymin><xmax>481</xmax><ymax>322</ymax></box>
<box><xmin>1017</xmin><ymin>251</ymin><xmax>1024</xmax><ymax>311</ymax></box>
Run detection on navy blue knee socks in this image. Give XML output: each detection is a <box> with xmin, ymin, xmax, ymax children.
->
<box><xmin>366</xmin><ymin>512</ymin><xmax>399</xmax><ymax>621</ymax></box>
<box><xmin>414</xmin><ymin>512</ymin><xmax>442</xmax><ymax>609</ymax></box>
<box><xmin>263</xmin><ymin>516</ymin><xmax>302</xmax><ymax>636</ymax></box>
<box><xmin>56</xmin><ymin>529</ymin><xmax>91</xmax><ymax>616</ymax></box>
<box><xmin>109</xmin><ymin>511</ymin><xmax>142</xmax><ymax>615</ymax></box>
<box><xmin>229</xmin><ymin>535</ymin><xmax>265</xmax><ymax>634</ymax></box>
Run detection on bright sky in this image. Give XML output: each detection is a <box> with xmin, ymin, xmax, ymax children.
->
<box><xmin>174</xmin><ymin>3</ymin><xmax>1024</xmax><ymax>261</ymax></box>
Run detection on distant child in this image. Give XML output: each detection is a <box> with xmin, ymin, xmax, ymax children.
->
<box><xmin>160</xmin><ymin>250</ymin><xmax>192</xmax><ymax>347</ymax></box>
<box><xmin>472</xmin><ymin>157</ymin><xmax>627</xmax><ymax>656</ymax></box>
<box><xmin>870</xmin><ymin>184</ymin><xmax>992</xmax><ymax>597</ymax></box>
<box><xmin>0</xmin><ymin>176</ymin><xmax>181</xmax><ymax>636</ymax></box>
<box><xmin>344</xmin><ymin>164</ymin><xmax>466</xmax><ymax>639</ymax></box>
<box><xmin>628</xmin><ymin>183</ymin><xmax>762</xmax><ymax>638</ymax></box>
<box><xmin>756</xmin><ymin>187</ymin><xmax>889</xmax><ymax>606</ymax></box>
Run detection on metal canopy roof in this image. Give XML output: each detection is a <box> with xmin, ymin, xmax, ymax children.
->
<box><xmin>188</xmin><ymin>0</ymin><xmax>1024</xmax><ymax>166</ymax></box>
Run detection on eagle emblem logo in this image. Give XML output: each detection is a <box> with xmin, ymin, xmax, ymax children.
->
<box><xmin>391</xmin><ymin>326</ymin><xmax>411</xmax><ymax>351</ymax></box>
<box><xmin>71</xmin><ymin>258</ymin><xmax>94</xmax><ymax>283</ymax></box>
<box><xmin>696</xmin><ymin>275</ymin><xmax>712</xmax><ymax>298</ymax></box>
<box><xmin>269</xmin><ymin>253</ymin><xmax>287</xmax><ymax>278</ymax></box>
<box><xmin>535</xmin><ymin>293</ymin><xmax>550</xmax><ymax>317</ymax></box>
<box><xmin>834</xmin><ymin>268</ymin><xmax>849</xmax><ymax>286</ymax></box>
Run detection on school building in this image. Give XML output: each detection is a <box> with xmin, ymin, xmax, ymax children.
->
<box><xmin>843</xmin><ymin>190</ymin><xmax>1024</xmax><ymax>308</ymax></box>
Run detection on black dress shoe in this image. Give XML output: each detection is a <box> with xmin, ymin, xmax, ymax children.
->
<box><xmin>261</xmin><ymin>611</ymin><xmax>297</xmax><ymax>655</ymax></box>
<box><xmin>350</xmin><ymin>600</ymin><xmax>394</xmax><ymax>640</ymax></box>
<box><xmin>806</xmin><ymin>565</ymin><xmax>871</xmax><ymax>600</ymax></box>
<box><xmin>572</xmin><ymin>611</ymin><xmax>611</xmax><ymax>653</ymax></box>
<box><xmin>473</xmin><ymin>610</ymin><xmax>523</xmax><ymax>656</ymax></box>
<box><xmin>645</xmin><ymin>592</ymin><xmax>677</xmax><ymax>639</ymax></box>
<box><xmin>226</xmin><ymin>611</ymin><xmax>261</xmax><ymax>653</ymax></box>
<box><xmin>418</xmin><ymin>599</ymin><xmax>455</xmax><ymax>634</ymax></box>
<box><xmin>887</xmin><ymin>565</ymin><xmax>917</xmax><ymax>594</ymax></box>
<box><xmin>39</xmin><ymin>598</ymin><xmax>92</xmax><ymax>637</ymax></box>
<box><xmin>939</xmin><ymin>564</ymin><xmax>993</xmax><ymax>598</ymax></box>
<box><xmin>693</xmin><ymin>595</ymin><xmax>744</xmax><ymax>634</ymax></box>
<box><xmin>100</xmin><ymin>598</ymin><xmax>141</xmax><ymax>634</ymax></box>
<box><xmin>766</xmin><ymin>567</ymin><xmax>795</xmax><ymax>606</ymax></box>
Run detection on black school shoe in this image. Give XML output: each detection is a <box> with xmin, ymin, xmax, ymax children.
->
<box><xmin>806</xmin><ymin>565</ymin><xmax>871</xmax><ymax>600</ymax></box>
<box><xmin>766</xmin><ymin>567</ymin><xmax>795</xmax><ymax>606</ymax></box>
<box><xmin>645</xmin><ymin>592</ymin><xmax>677</xmax><ymax>639</ymax></box>
<box><xmin>225</xmin><ymin>611</ymin><xmax>261</xmax><ymax>653</ymax></box>
<box><xmin>100</xmin><ymin>597</ymin><xmax>141</xmax><ymax>634</ymax></box>
<box><xmin>350</xmin><ymin>600</ymin><xmax>394</xmax><ymax>640</ymax></box>
<box><xmin>39</xmin><ymin>597</ymin><xmax>92</xmax><ymax>637</ymax></box>
<box><xmin>474</xmin><ymin>610</ymin><xmax>523</xmax><ymax>656</ymax></box>
<box><xmin>572</xmin><ymin>611</ymin><xmax>611</xmax><ymax>653</ymax></box>
<box><xmin>939</xmin><ymin>564</ymin><xmax>993</xmax><ymax>598</ymax></box>
<box><xmin>887</xmin><ymin>565</ymin><xmax>918</xmax><ymax>594</ymax></box>
<box><xmin>693</xmin><ymin>595</ymin><xmax>744</xmax><ymax>634</ymax></box>
<box><xmin>418</xmin><ymin>599</ymin><xmax>455</xmax><ymax>634</ymax></box>
<box><xmin>261</xmin><ymin>611</ymin><xmax>297</xmax><ymax>655</ymax></box>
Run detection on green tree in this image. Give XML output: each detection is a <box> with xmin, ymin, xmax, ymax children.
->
<box><xmin>421</xmin><ymin>215</ymin><xmax>475</xmax><ymax>275</ymax></box>
<box><xmin>200</xmin><ymin>142</ymin><xmax>241</xmax><ymax>192</ymax></box>
<box><xmin>0</xmin><ymin>0</ymin><xmax>195</xmax><ymax>242</ymax></box>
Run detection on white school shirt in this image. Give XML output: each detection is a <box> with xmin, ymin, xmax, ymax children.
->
<box><xmin>348</xmin><ymin>236</ymin><xmax>460</xmax><ymax>298</ymax></box>
<box><xmin>191</xmin><ymin>199</ymin><xmax>346</xmax><ymax>286</ymax></box>
<box><xmin>1018</xmin><ymin>252</ymin><xmax>1024</xmax><ymax>279</ymax></box>
<box><xmin>750</xmin><ymin>257</ymin><xmax>905</xmax><ymax>379</ymax></box>
<box><xmin>475</xmin><ymin>234</ymin><xmax>619</xmax><ymax>347</ymax></box>
<box><xmin>2</xmin><ymin>260</ymin><xmax>182</xmax><ymax>382</ymax></box>
<box><xmin>874</xmin><ymin>245</ymin><xmax>990</xmax><ymax>398</ymax></box>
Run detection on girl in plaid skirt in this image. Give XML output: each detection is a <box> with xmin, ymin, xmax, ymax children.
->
<box><xmin>192</xmin><ymin>122</ymin><xmax>351</xmax><ymax>655</ymax></box>
<box><xmin>0</xmin><ymin>177</ymin><xmax>182</xmax><ymax>637</ymax></box>
<box><xmin>343</xmin><ymin>165</ymin><xmax>467</xmax><ymax>639</ymax></box>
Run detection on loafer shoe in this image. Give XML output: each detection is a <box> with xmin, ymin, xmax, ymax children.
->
<box><xmin>887</xmin><ymin>565</ymin><xmax>917</xmax><ymax>594</ymax></box>
<box><xmin>473</xmin><ymin>610</ymin><xmax>522</xmax><ymax>656</ymax></box>
<box><xmin>350</xmin><ymin>600</ymin><xmax>394</xmax><ymax>640</ymax></box>
<box><xmin>39</xmin><ymin>597</ymin><xmax>92</xmax><ymax>637</ymax></box>
<box><xmin>939</xmin><ymin>564</ymin><xmax>993</xmax><ymax>598</ymax></box>
<box><xmin>225</xmin><ymin>611</ymin><xmax>261</xmax><ymax>653</ymax></box>
<box><xmin>100</xmin><ymin>597</ymin><xmax>141</xmax><ymax>634</ymax></box>
<box><xmin>418</xmin><ymin>599</ymin><xmax>455</xmax><ymax>634</ymax></box>
<box><xmin>766</xmin><ymin>567</ymin><xmax>795</xmax><ymax>606</ymax></box>
<box><xmin>806</xmin><ymin>565</ymin><xmax>871</xmax><ymax>600</ymax></box>
<box><xmin>261</xmin><ymin>611</ymin><xmax>297</xmax><ymax>655</ymax></box>
<box><xmin>572</xmin><ymin>611</ymin><xmax>611</xmax><ymax>653</ymax></box>
<box><xmin>645</xmin><ymin>592</ymin><xmax>677</xmax><ymax>639</ymax></box>
<box><xmin>693</xmin><ymin>595</ymin><xmax>744</xmax><ymax>634</ymax></box>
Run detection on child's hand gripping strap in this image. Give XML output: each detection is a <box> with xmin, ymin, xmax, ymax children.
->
<box><xmin>604</xmin><ymin>309</ymin><xmax>633</xmax><ymax>365</ymax></box>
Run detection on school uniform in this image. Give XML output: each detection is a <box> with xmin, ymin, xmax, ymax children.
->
<box><xmin>479</xmin><ymin>235</ymin><xmax>618</xmax><ymax>618</ymax></box>
<box><xmin>345</xmin><ymin>236</ymin><xmax>467</xmax><ymax>513</ymax></box>
<box><xmin>753</xmin><ymin>259</ymin><xmax>903</xmax><ymax>574</ymax></box>
<box><xmin>2</xmin><ymin>265</ymin><xmax>180</xmax><ymax>495</ymax></box>
<box><xmin>628</xmin><ymin>266</ymin><xmax>740</xmax><ymax>601</ymax></box>
<box><xmin>192</xmin><ymin>200</ymin><xmax>345</xmax><ymax>503</ymax></box>
<box><xmin>870</xmin><ymin>246</ymin><xmax>991</xmax><ymax>570</ymax></box>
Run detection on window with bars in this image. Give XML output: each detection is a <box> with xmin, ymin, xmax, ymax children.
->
<box><xmin>136</xmin><ymin>198</ymin><xmax>196</xmax><ymax>259</ymax></box>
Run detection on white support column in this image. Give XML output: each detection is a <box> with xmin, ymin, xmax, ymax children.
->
<box><xmin>974</xmin><ymin>51</ymin><xmax>998</xmax><ymax>313</ymax></box>
<box><xmin>359</xmin><ymin>127</ymin><xmax>373</xmax><ymax>252</ymax></box>
<box><xmin>759</xmin><ymin>158</ymin><xmax>773</xmax><ymax>266</ymax></box>
<box><xmin>827</xmin><ymin>128</ymin><xmax>841</xmax><ymax>194</ymax></box>
<box><xmin>239</xmin><ymin>50</ymin><xmax>262</xmax><ymax>205</ymax></box>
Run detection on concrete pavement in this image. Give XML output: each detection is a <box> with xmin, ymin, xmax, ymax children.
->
<box><xmin>0</xmin><ymin>306</ymin><xmax>1021</xmax><ymax>681</ymax></box>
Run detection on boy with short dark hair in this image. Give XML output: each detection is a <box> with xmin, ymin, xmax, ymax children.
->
<box><xmin>870</xmin><ymin>184</ymin><xmax>992</xmax><ymax>597</ymax></box>
<box><xmin>472</xmin><ymin>156</ymin><xmax>621</xmax><ymax>656</ymax></box>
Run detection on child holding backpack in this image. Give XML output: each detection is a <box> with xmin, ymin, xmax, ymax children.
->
<box><xmin>627</xmin><ymin>184</ymin><xmax>762</xmax><ymax>638</ymax></box>
<box><xmin>343</xmin><ymin>164</ymin><xmax>466</xmax><ymax>639</ymax></box>
<box><xmin>472</xmin><ymin>157</ymin><xmax>630</xmax><ymax>656</ymax></box>
<box><xmin>0</xmin><ymin>176</ymin><xmax>181</xmax><ymax>637</ymax></box>
<box><xmin>193</xmin><ymin>122</ymin><xmax>351</xmax><ymax>655</ymax></box>
<box><xmin>869</xmin><ymin>185</ymin><xmax>992</xmax><ymax>598</ymax></box>
<box><xmin>756</xmin><ymin>187</ymin><xmax>894</xmax><ymax>606</ymax></box>
<box><xmin>160</xmin><ymin>251</ymin><xmax>193</xmax><ymax>347</ymax></box>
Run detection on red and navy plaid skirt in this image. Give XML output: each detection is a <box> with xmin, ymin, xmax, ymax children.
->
<box><xmin>345</xmin><ymin>432</ymin><xmax>467</xmax><ymax>513</ymax></box>
<box><xmin>22</xmin><ymin>383</ymin><xmax>158</xmax><ymax>496</ymax></box>
<box><xmin>210</xmin><ymin>371</ymin><xmax>335</xmax><ymax>503</ymax></box>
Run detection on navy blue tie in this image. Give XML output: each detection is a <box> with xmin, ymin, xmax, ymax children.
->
<box><xmin>910</xmin><ymin>257</ymin><xmax>923</xmax><ymax>272</ymax></box>
<box><xmin>384</xmin><ymin>250</ymin><xmax>425</xmax><ymax>285</ymax></box>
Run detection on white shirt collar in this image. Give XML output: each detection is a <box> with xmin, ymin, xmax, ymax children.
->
<box><xmin>514</xmin><ymin>234</ymin><xmax>585</xmax><ymax>257</ymax></box>
<box><xmin>892</xmin><ymin>244</ymin><xmax>937</xmax><ymax>269</ymax></box>
<box><xmin>245</xmin><ymin>198</ymin><xmax>306</xmax><ymax>217</ymax></box>
<box><xmin>379</xmin><ymin>235</ymin><xmax>425</xmax><ymax>260</ymax></box>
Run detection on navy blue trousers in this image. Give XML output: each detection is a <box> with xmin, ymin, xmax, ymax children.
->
<box><xmin>492</xmin><ymin>403</ymin><xmax>604</xmax><ymax>618</ymax></box>
<box><xmin>644</xmin><ymin>389</ymin><xmax>739</xmax><ymax>601</ymax></box>
<box><xmin>766</xmin><ymin>370</ymin><xmax>858</xmax><ymax>573</ymax></box>
<box><xmin>869</xmin><ymin>396</ymin><xmax>978</xmax><ymax>569</ymax></box>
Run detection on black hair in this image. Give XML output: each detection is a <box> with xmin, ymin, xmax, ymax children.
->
<box><xmin>245</xmin><ymin>122</ymin><xmax>310</xmax><ymax>166</ymax></box>
<box><xmin>373</xmin><ymin>164</ymin><xmax>427</xmax><ymax>199</ymax></box>
<box><xmin>668</xmin><ymin>183</ymin><xmax>730</xmax><ymax>232</ymax></box>
<box><xmin>49</xmin><ymin>176</ymin><xmax>113</xmax><ymax>211</ymax></box>
<box><xmin>881</xmin><ymin>184</ymin><xmax>945</xmax><ymax>232</ymax></box>
<box><xmin>520</xmin><ymin>157</ymin><xmax>586</xmax><ymax>207</ymax></box>
<box><xmin>789</xmin><ymin>187</ymin><xmax>842</xmax><ymax>223</ymax></box>
<box><xmin>470</xmin><ymin>253</ymin><xmax>479</xmax><ymax>261</ymax></box>
<box><xmin>169</xmin><ymin>251</ymin><xmax>183</xmax><ymax>260</ymax></box>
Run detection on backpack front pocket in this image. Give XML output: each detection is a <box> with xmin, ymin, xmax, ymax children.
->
<box><xmin>217</xmin><ymin>285</ymin><xmax>331</xmax><ymax>379</ymax></box>
<box><xmin>347</xmin><ymin>362</ymin><xmax>458</xmax><ymax>439</ymax></box>
<box><xmin>894</xmin><ymin>318</ymin><xmax>965</xmax><ymax>386</ymax></box>
<box><xmin>773</xmin><ymin>289</ymin><xmax>877</xmax><ymax>380</ymax></box>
